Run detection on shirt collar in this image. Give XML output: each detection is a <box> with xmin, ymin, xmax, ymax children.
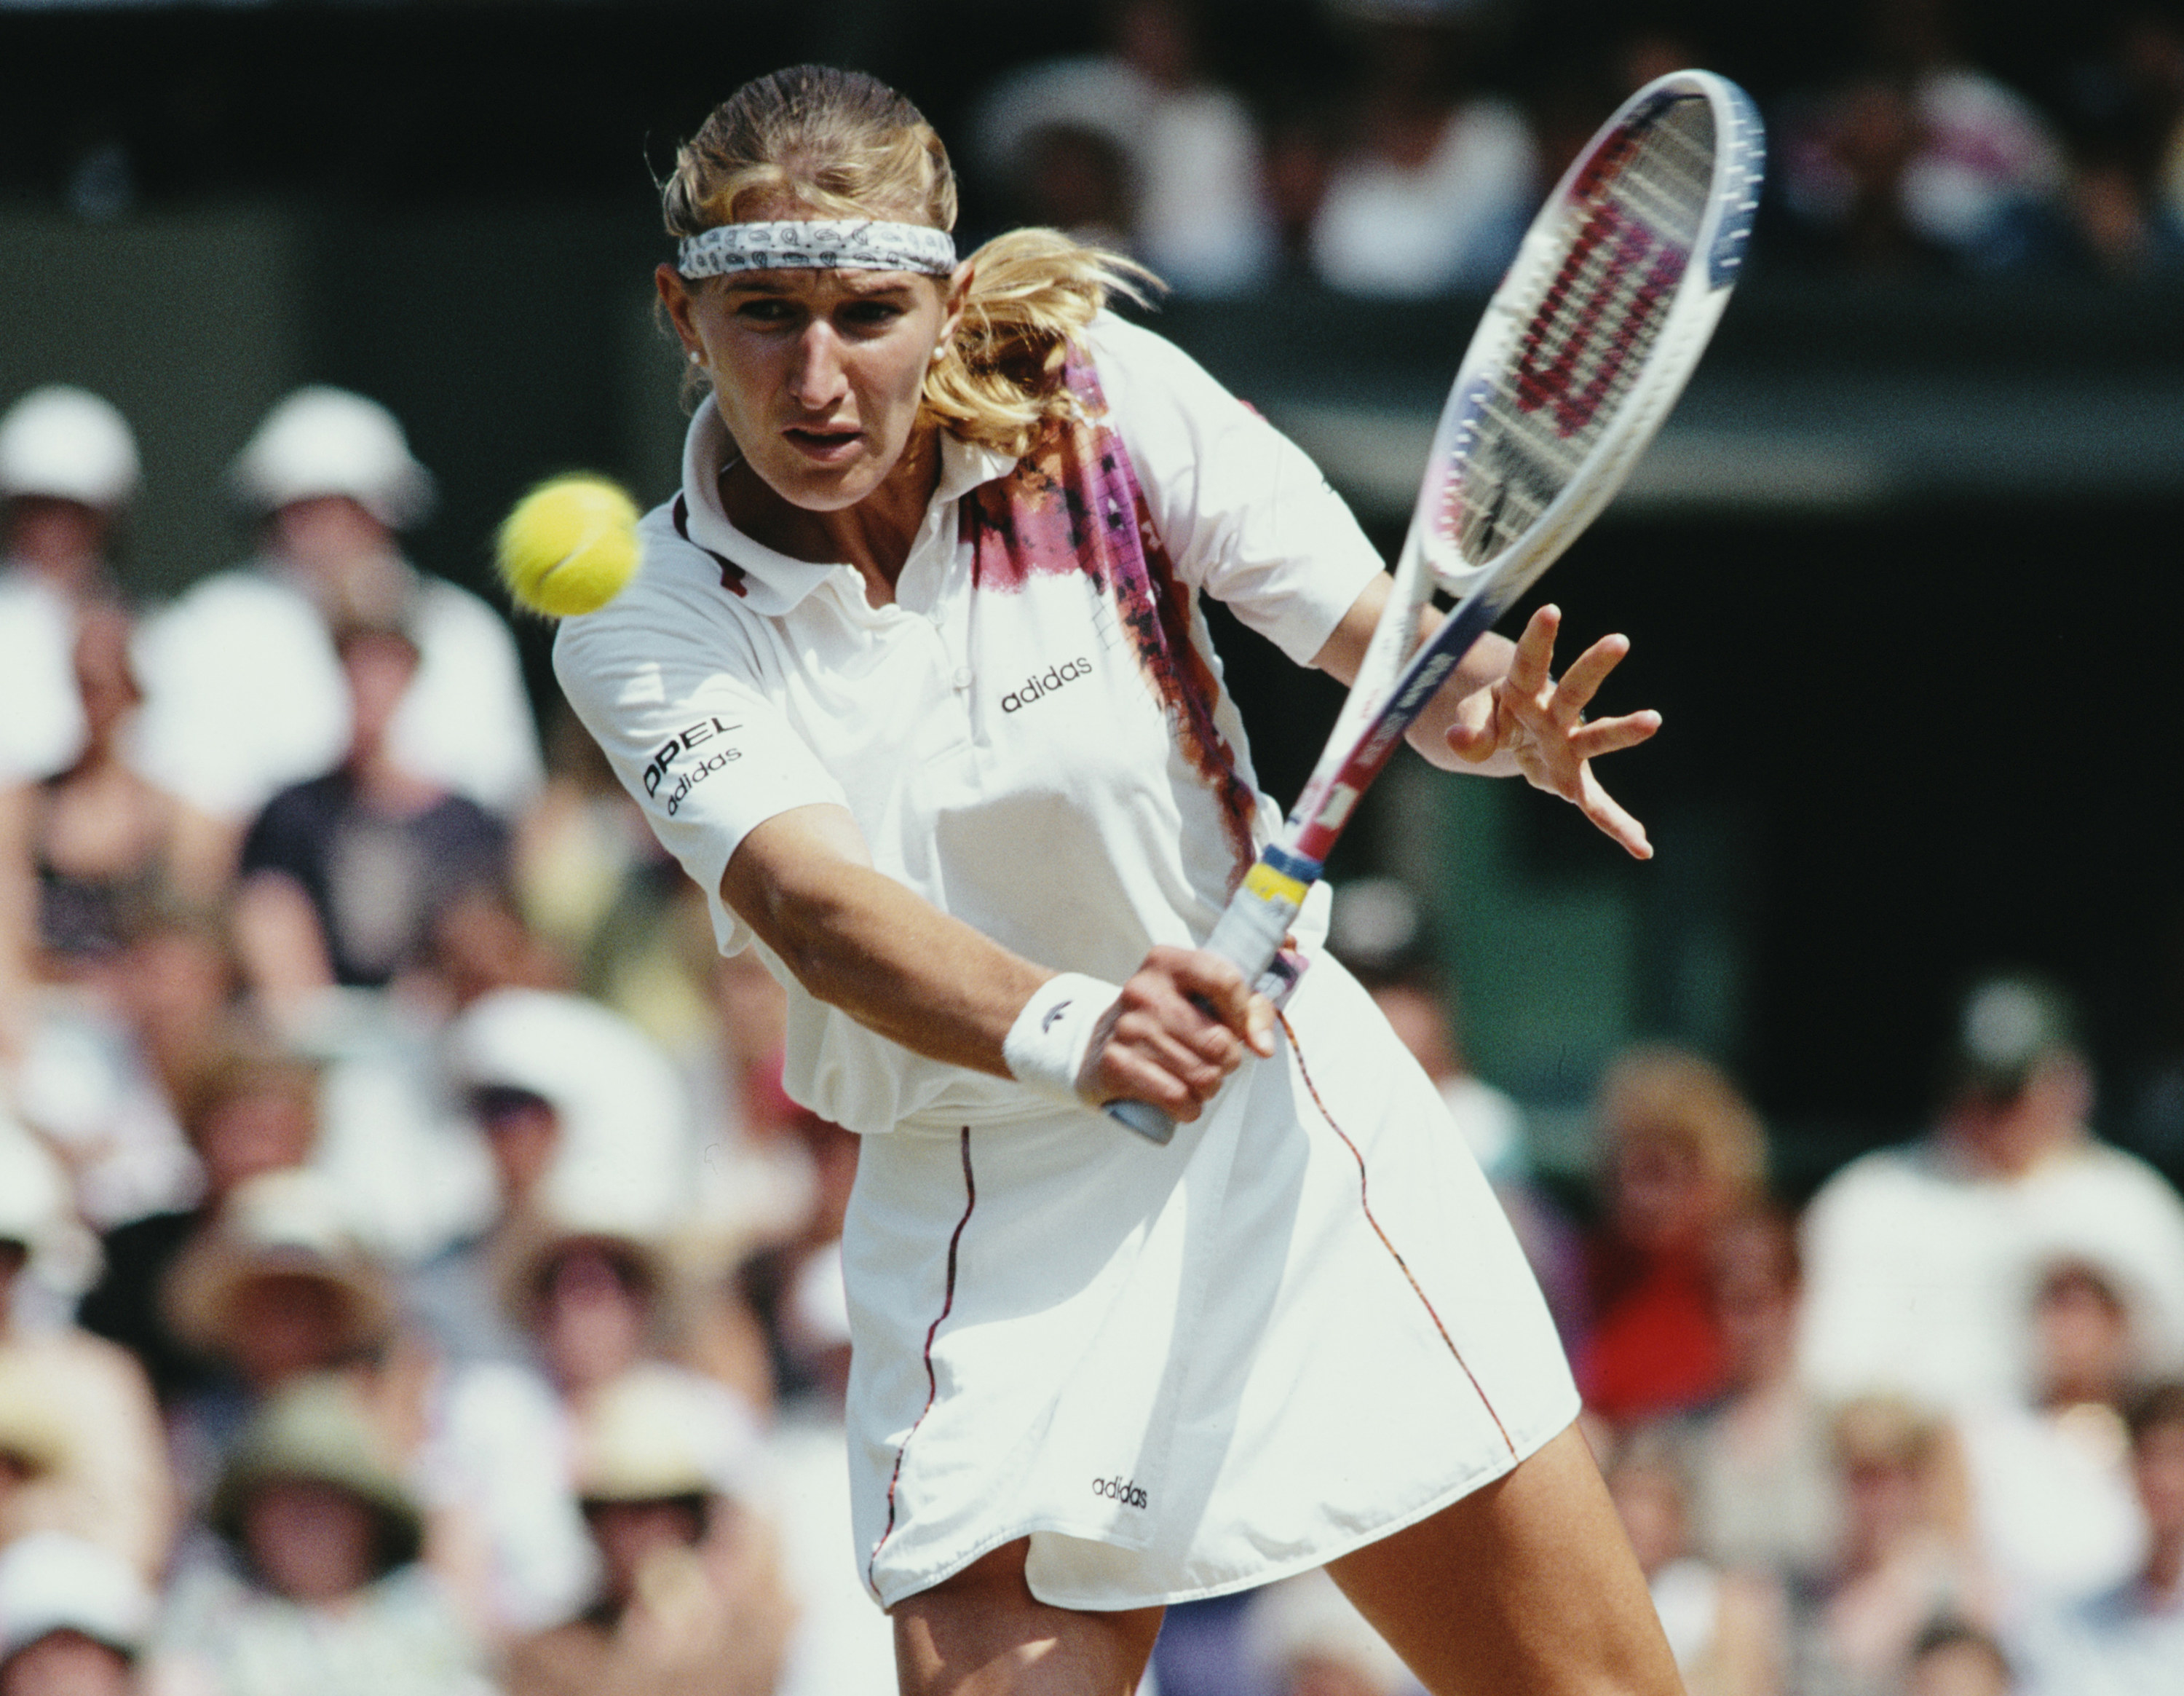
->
<box><xmin>676</xmin><ymin>396</ymin><xmax>1016</xmax><ymax>617</ymax></box>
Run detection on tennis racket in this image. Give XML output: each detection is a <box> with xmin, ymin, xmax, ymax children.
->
<box><xmin>1109</xmin><ymin>68</ymin><xmax>1765</xmax><ymax>1145</ymax></box>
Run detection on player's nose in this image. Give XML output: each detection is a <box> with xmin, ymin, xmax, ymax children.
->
<box><xmin>786</xmin><ymin>323</ymin><xmax>850</xmax><ymax>409</ymax></box>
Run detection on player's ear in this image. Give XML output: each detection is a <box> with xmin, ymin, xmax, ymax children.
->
<box><xmin>937</xmin><ymin>260</ymin><xmax>975</xmax><ymax>350</ymax></box>
<box><xmin>657</xmin><ymin>263</ymin><xmax>703</xmax><ymax>358</ymax></box>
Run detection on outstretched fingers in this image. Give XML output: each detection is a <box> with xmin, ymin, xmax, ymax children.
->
<box><xmin>1567</xmin><ymin>708</ymin><xmax>1662</xmax><ymax>762</ymax></box>
<box><xmin>1503</xmin><ymin>604</ymin><xmax>1563</xmax><ymax>701</ymax></box>
<box><xmin>1547</xmin><ymin>631</ymin><xmax>1631</xmax><ymax>727</ymax></box>
<box><xmin>1578</xmin><ymin>765</ymin><xmax>1653</xmax><ymax>859</ymax></box>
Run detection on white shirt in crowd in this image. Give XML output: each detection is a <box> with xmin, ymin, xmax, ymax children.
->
<box><xmin>1798</xmin><ymin>1135</ymin><xmax>2184</xmax><ymax>1411</ymax></box>
<box><xmin>0</xmin><ymin>567</ymin><xmax>85</xmax><ymax>784</ymax></box>
<box><xmin>131</xmin><ymin>564</ymin><xmax>543</xmax><ymax>820</ymax></box>
<box><xmin>1311</xmin><ymin>99</ymin><xmax>1538</xmax><ymax>297</ymax></box>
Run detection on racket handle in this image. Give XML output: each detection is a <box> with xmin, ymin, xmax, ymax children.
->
<box><xmin>1107</xmin><ymin>1098</ymin><xmax>1179</xmax><ymax>1145</ymax></box>
<box><xmin>1105</xmin><ymin>852</ymin><xmax>1318</xmax><ymax>1145</ymax></box>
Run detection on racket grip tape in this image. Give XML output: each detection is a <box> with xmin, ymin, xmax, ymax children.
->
<box><xmin>1105</xmin><ymin>854</ymin><xmax>1316</xmax><ymax>1145</ymax></box>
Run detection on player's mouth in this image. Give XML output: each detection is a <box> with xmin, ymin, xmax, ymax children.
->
<box><xmin>783</xmin><ymin>424</ymin><xmax>863</xmax><ymax>462</ymax></box>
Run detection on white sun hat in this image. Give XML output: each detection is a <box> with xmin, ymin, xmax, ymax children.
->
<box><xmin>0</xmin><ymin>386</ymin><xmax>141</xmax><ymax>509</ymax></box>
<box><xmin>229</xmin><ymin>386</ymin><xmax>435</xmax><ymax>527</ymax></box>
<box><xmin>446</xmin><ymin>988</ymin><xmax>692</xmax><ymax>1232</ymax></box>
<box><xmin>0</xmin><ymin>1532</ymin><xmax>156</xmax><ymax>1663</ymax></box>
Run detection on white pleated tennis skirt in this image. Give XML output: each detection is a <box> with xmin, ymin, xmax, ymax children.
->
<box><xmin>841</xmin><ymin>953</ymin><xmax>1579</xmax><ymax>1612</ymax></box>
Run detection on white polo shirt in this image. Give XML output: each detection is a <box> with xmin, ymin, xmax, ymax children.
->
<box><xmin>555</xmin><ymin>313</ymin><xmax>1384</xmax><ymax>1135</ymax></box>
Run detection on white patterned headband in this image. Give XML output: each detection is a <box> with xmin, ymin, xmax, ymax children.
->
<box><xmin>676</xmin><ymin>219</ymin><xmax>958</xmax><ymax>278</ymax></box>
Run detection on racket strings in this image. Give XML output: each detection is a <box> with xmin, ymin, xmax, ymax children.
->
<box><xmin>1447</xmin><ymin>96</ymin><xmax>1717</xmax><ymax>567</ymax></box>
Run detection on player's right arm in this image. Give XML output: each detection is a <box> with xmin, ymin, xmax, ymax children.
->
<box><xmin>721</xmin><ymin>802</ymin><xmax>1270</xmax><ymax>1121</ymax></box>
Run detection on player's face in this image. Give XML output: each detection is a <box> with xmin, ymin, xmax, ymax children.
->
<box><xmin>665</xmin><ymin>260</ymin><xmax>967</xmax><ymax>514</ymax></box>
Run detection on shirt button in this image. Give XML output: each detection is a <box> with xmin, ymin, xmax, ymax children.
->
<box><xmin>952</xmin><ymin>668</ymin><xmax>973</xmax><ymax>691</ymax></box>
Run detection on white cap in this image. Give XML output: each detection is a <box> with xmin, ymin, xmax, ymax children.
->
<box><xmin>0</xmin><ymin>386</ymin><xmax>140</xmax><ymax>509</ymax></box>
<box><xmin>229</xmin><ymin>386</ymin><xmax>435</xmax><ymax>527</ymax></box>
<box><xmin>571</xmin><ymin>1363</ymin><xmax>762</xmax><ymax>1504</ymax></box>
<box><xmin>447</xmin><ymin>989</ymin><xmax>691</xmax><ymax>1232</ymax></box>
<box><xmin>0</xmin><ymin>1533</ymin><xmax>155</xmax><ymax>1663</ymax></box>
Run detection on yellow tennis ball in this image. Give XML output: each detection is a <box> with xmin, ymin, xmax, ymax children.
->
<box><xmin>496</xmin><ymin>474</ymin><xmax>641</xmax><ymax>618</ymax></box>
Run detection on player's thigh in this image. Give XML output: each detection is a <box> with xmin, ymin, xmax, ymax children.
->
<box><xmin>1324</xmin><ymin>1423</ymin><xmax>1684</xmax><ymax>1696</ymax></box>
<box><xmin>890</xmin><ymin>1539</ymin><xmax>1165</xmax><ymax>1696</ymax></box>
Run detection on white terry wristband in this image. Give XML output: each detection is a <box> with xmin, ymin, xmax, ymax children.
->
<box><xmin>1002</xmin><ymin>973</ymin><xmax>1121</xmax><ymax>1107</ymax></box>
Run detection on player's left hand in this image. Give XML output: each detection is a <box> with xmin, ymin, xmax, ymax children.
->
<box><xmin>1444</xmin><ymin>604</ymin><xmax>1660</xmax><ymax>859</ymax></box>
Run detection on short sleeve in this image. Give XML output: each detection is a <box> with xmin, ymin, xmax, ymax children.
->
<box><xmin>1084</xmin><ymin>314</ymin><xmax>1385</xmax><ymax>666</ymax></box>
<box><xmin>553</xmin><ymin>556</ymin><xmax>849</xmax><ymax>952</ymax></box>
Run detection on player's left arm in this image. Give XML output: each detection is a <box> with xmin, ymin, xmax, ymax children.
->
<box><xmin>1310</xmin><ymin>575</ymin><xmax>1661</xmax><ymax>858</ymax></box>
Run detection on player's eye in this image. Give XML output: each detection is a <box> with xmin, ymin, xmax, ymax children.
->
<box><xmin>732</xmin><ymin>297</ymin><xmax>798</xmax><ymax>325</ymax></box>
<box><xmin>840</xmin><ymin>299</ymin><xmax>908</xmax><ymax>330</ymax></box>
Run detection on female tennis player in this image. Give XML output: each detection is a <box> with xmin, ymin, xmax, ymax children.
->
<box><xmin>557</xmin><ymin>64</ymin><xmax>1682</xmax><ymax>1696</ymax></box>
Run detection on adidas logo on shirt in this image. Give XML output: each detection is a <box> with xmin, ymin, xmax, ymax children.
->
<box><xmin>1001</xmin><ymin>658</ymin><xmax>1093</xmax><ymax>713</ymax></box>
<box><xmin>1091</xmin><ymin>1475</ymin><xmax>1149</xmax><ymax>1509</ymax></box>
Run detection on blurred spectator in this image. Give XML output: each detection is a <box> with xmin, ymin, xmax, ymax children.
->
<box><xmin>130</xmin><ymin>386</ymin><xmax>542</xmax><ymax>836</ymax></box>
<box><xmin>420</xmin><ymin>1122</ymin><xmax>746</xmax><ymax>1640</ymax></box>
<box><xmin>1799</xmin><ymin>975</ymin><xmax>2184</xmax><ymax>1413</ymax></box>
<box><xmin>77</xmin><ymin>1040</ymin><xmax>319</xmax><ymax>1405</ymax></box>
<box><xmin>1904</xmin><ymin>1621</ymin><xmax>2017</xmax><ymax>1696</ymax></box>
<box><xmin>1323</xmin><ymin>877</ymin><xmax>1582</xmax><ymax>1339</ymax></box>
<box><xmin>413</xmin><ymin>988</ymin><xmax>693</xmax><ymax>1370</ymax></box>
<box><xmin>505</xmin><ymin>1366</ymin><xmax>789</xmax><ymax>1696</ymax></box>
<box><xmin>1958</xmin><ymin>1253</ymin><xmax>2151</xmax><ymax>1614</ymax></box>
<box><xmin>0</xmin><ymin>1121</ymin><xmax>173</xmax><ymax>1577</ymax></box>
<box><xmin>735</xmin><ymin>1110</ymin><xmax>857</xmax><ymax>1413</ymax></box>
<box><xmin>2014</xmin><ymin>1379</ymin><xmax>2184</xmax><ymax>1695</ymax></box>
<box><xmin>1602</xmin><ymin>1427</ymin><xmax>1783</xmax><ymax>1696</ymax></box>
<box><xmin>1579</xmin><ymin>1046</ymin><xmax>1768</xmax><ymax>1426</ymax></box>
<box><xmin>1779</xmin><ymin>0</ymin><xmax>2068</xmax><ymax>272</ymax></box>
<box><xmin>231</xmin><ymin>602</ymin><xmax>510</xmax><ymax>1025</ymax></box>
<box><xmin>24</xmin><ymin>607</ymin><xmax>220</xmax><ymax>979</ymax></box>
<box><xmin>0</xmin><ymin>387</ymin><xmax>137</xmax><ymax>792</ymax></box>
<box><xmin>1784</xmin><ymin>1396</ymin><xmax>1995</xmax><ymax>1696</ymax></box>
<box><xmin>1668</xmin><ymin>1206</ymin><xmax>1841</xmax><ymax>1585</ymax></box>
<box><xmin>682</xmin><ymin>942</ymin><xmax>810</xmax><ymax>1275</ymax></box>
<box><xmin>2</xmin><ymin>899</ymin><xmax>218</xmax><ymax>1236</ymax></box>
<box><xmin>0</xmin><ymin>385</ymin><xmax>140</xmax><ymax>1054</ymax></box>
<box><xmin>0</xmin><ymin>1532</ymin><xmax>156</xmax><ymax>1696</ymax></box>
<box><xmin>1310</xmin><ymin>3</ymin><xmax>1537</xmax><ymax>296</ymax></box>
<box><xmin>745</xmin><ymin>1148</ymin><xmax>897</xmax><ymax>1696</ymax></box>
<box><xmin>973</xmin><ymin>0</ymin><xmax>1276</xmax><ymax>294</ymax></box>
<box><xmin>163</xmin><ymin>1167</ymin><xmax>396</xmax><ymax>1400</ymax></box>
<box><xmin>146</xmin><ymin>1373</ymin><xmax>494</xmax><ymax>1696</ymax></box>
<box><xmin>2052</xmin><ymin>12</ymin><xmax>2184</xmax><ymax>275</ymax></box>
<box><xmin>1238</xmin><ymin>1566</ymin><xmax>1414</xmax><ymax>1696</ymax></box>
<box><xmin>510</xmin><ymin>706</ymin><xmax>676</xmax><ymax>1006</ymax></box>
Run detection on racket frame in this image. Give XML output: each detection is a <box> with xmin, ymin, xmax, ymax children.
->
<box><xmin>1107</xmin><ymin>70</ymin><xmax>1762</xmax><ymax>1145</ymax></box>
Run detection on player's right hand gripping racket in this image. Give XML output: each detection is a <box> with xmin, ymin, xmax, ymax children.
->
<box><xmin>1109</xmin><ymin>69</ymin><xmax>1764</xmax><ymax>1145</ymax></box>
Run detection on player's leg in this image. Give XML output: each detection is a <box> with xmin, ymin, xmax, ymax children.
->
<box><xmin>892</xmin><ymin>1539</ymin><xmax>1165</xmax><ymax>1696</ymax></box>
<box><xmin>1324</xmin><ymin>1422</ymin><xmax>1684</xmax><ymax>1696</ymax></box>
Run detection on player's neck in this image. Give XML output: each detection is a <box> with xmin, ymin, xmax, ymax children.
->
<box><xmin>724</xmin><ymin>426</ymin><xmax>941</xmax><ymax>607</ymax></box>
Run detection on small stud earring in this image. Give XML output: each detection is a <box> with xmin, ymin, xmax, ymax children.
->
<box><xmin>688</xmin><ymin>350</ymin><xmax>703</xmax><ymax>366</ymax></box>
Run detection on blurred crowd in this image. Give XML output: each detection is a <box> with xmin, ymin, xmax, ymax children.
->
<box><xmin>9</xmin><ymin>20</ymin><xmax>2184</xmax><ymax>1674</ymax></box>
<box><xmin>0</xmin><ymin>379</ymin><xmax>884</xmax><ymax>1696</ymax></box>
<box><xmin>965</xmin><ymin>0</ymin><xmax>2184</xmax><ymax>291</ymax></box>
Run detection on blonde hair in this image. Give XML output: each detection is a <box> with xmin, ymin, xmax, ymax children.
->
<box><xmin>1595</xmin><ymin>1045</ymin><xmax>1768</xmax><ymax>1201</ymax></box>
<box><xmin>662</xmin><ymin>65</ymin><xmax>1155</xmax><ymax>457</ymax></box>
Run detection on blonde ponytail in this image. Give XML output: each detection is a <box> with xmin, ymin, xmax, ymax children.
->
<box><xmin>925</xmin><ymin>229</ymin><xmax>1158</xmax><ymax>457</ymax></box>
